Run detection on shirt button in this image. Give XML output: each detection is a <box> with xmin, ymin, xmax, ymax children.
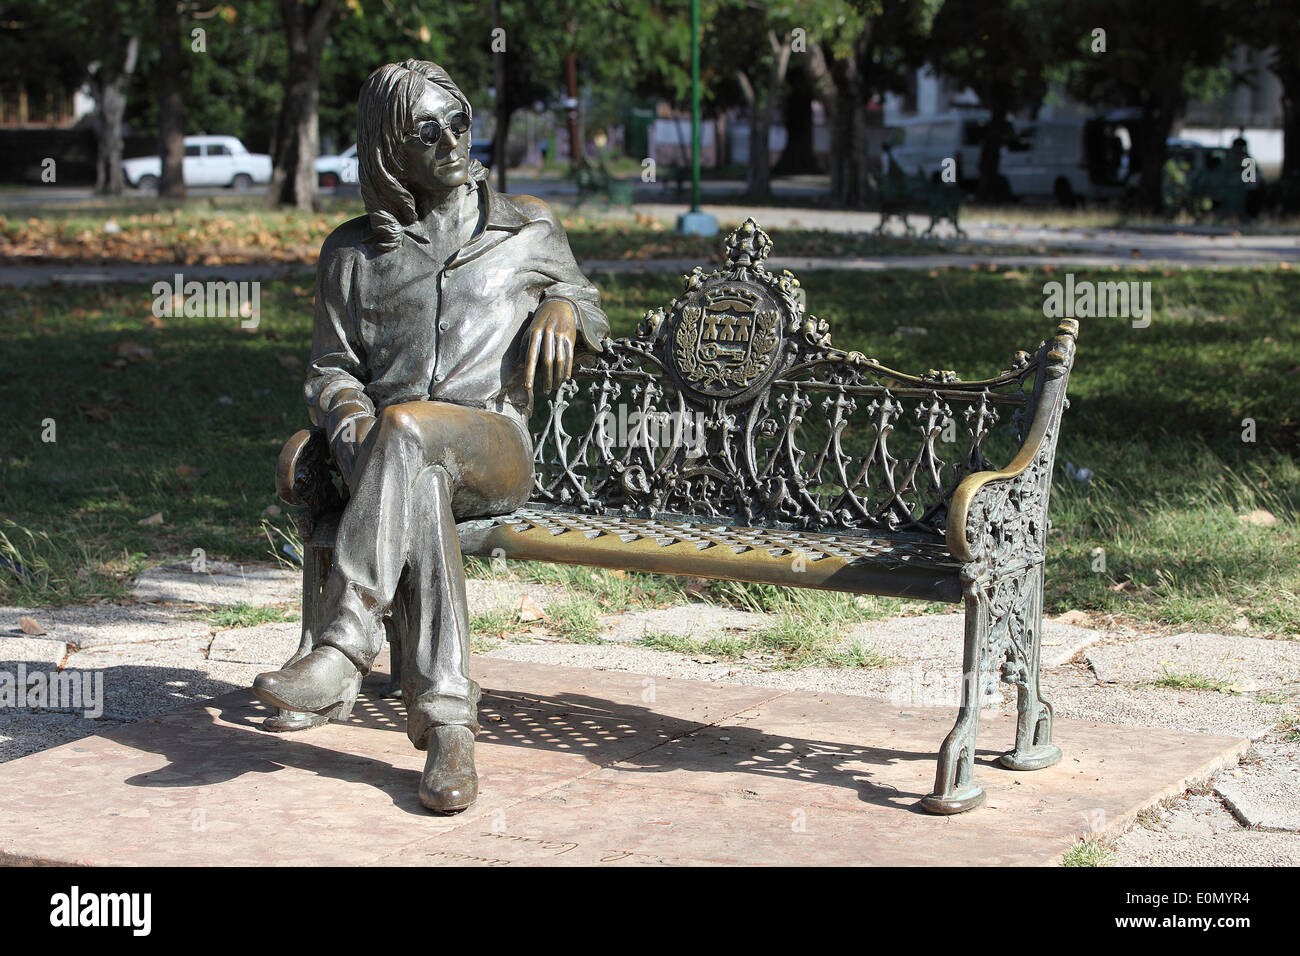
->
<box><xmin>438</xmin><ymin>321</ymin><xmax>448</xmax><ymax>331</ymax></box>
<box><xmin>433</xmin><ymin>373</ymin><xmax>444</xmax><ymax>382</ymax></box>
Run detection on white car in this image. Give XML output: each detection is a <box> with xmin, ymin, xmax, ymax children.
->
<box><xmin>123</xmin><ymin>135</ymin><xmax>273</xmax><ymax>190</ymax></box>
<box><xmin>316</xmin><ymin>144</ymin><xmax>358</xmax><ymax>187</ymax></box>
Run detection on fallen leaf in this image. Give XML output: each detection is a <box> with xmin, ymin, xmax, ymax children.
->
<box><xmin>175</xmin><ymin>464</ymin><xmax>202</xmax><ymax>478</ymax></box>
<box><xmin>516</xmin><ymin>593</ymin><xmax>545</xmax><ymax>623</ymax></box>
<box><xmin>18</xmin><ymin>616</ymin><xmax>46</xmax><ymax>635</ymax></box>
<box><xmin>1051</xmin><ymin>609</ymin><xmax>1092</xmax><ymax>627</ymax></box>
<box><xmin>1237</xmin><ymin>509</ymin><xmax>1277</xmax><ymax>528</ymax></box>
<box><xmin>78</xmin><ymin>404</ymin><xmax>111</xmax><ymax>423</ymax></box>
<box><xmin>682</xmin><ymin>578</ymin><xmax>711</xmax><ymax>600</ymax></box>
<box><xmin>115</xmin><ymin>340</ymin><xmax>154</xmax><ymax>362</ymax></box>
<box><xmin>138</xmin><ymin>512</ymin><xmax>165</xmax><ymax>526</ymax></box>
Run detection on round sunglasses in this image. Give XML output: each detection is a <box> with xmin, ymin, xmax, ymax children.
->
<box><xmin>408</xmin><ymin>110</ymin><xmax>471</xmax><ymax>147</ymax></box>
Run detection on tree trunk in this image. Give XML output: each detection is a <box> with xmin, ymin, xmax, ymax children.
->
<box><xmin>735</xmin><ymin>68</ymin><xmax>760</xmax><ymax>194</ymax></box>
<box><xmin>1135</xmin><ymin>102</ymin><xmax>1177</xmax><ymax>213</ymax></box>
<box><xmin>745</xmin><ymin>30</ymin><xmax>791</xmax><ymax>201</ymax></box>
<box><xmin>157</xmin><ymin>0</ymin><xmax>187</xmax><ymax>200</ymax></box>
<box><xmin>774</xmin><ymin>64</ymin><xmax>818</xmax><ymax>175</ymax></box>
<box><xmin>266</xmin><ymin>0</ymin><xmax>338</xmax><ymax>210</ymax></box>
<box><xmin>565</xmin><ymin>49</ymin><xmax>581</xmax><ymax>166</ymax></box>
<box><xmin>492</xmin><ymin>105</ymin><xmax>515</xmax><ymax>190</ymax></box>
<box><xmin>975</xmin><ymin>93</ymin><xmax>1008</xmax><ymax>202</ymax></box>
<box><xmin>492</xmin><ymin>0</ymin><xmax>508</xmax><ymax>192</ymax></box>
<box><xmin>805</xmin><ymin>41</ymin><xmax>842</xmax><ymax>202</ymax></box>
<box><xmin>807</xmin><ymin>34</ymin><xmax>870</xmax><ymax>207</ymax></box>
<box><xmin>91</xmin><ymin>34</ymin><xmax>140</xmax><ymax>196</ymax></box>
<box><xmin>1278</xmin><ymin>66</ymin><xmax>1300</xmax><ymax>179</ymax></box>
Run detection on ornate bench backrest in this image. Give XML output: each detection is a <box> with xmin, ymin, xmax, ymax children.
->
<box><xmin>528</xmin><ymin>219</ymin><xmax>1071</xmax><ymax>540</ymax></box>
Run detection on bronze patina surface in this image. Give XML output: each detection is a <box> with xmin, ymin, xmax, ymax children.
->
<box><xmin>265</xmin><ymin>66</ymin><xmax>1081</xmax><ymax>817</ymax></box>
<box><xmin>254</xmin><ymin>59</ymin><xmax>609</xmax><ymax>813</ymax></box>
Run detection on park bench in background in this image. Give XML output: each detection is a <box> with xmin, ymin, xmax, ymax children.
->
<box><xmin>275</xmin><ymin>219</ymin><xmax>1080</xmax><ymax>814</ymax></box>
<box><xmin>875</xmin><ymin>166</ymin><xmax>967</xmax><ymax>239</ymax></box>
<box><xmin>1185</xmin><ymin>163</ymin><xmax>1248</xmax><ymax>223</ymax></box>
<box><xmin>662</xmin><ymin>162</ymin><xmax>690</xmax><ymax>198</ymax></box>
<box><xmin>572</xmin><ymin>157</ymin><xmax>637</xmax><ymax>210</ymax></box>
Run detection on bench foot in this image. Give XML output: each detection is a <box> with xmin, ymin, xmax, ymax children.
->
<box><xmin>926</xmin><ymin>575</ymin><xmax>992</xmax><ymax>814</ymax></box>
<box><xmin>1000</xmin><ymin>743</ymin><xmax>1061</xmax><ymax>771</ymax></box>
<box><xmin>920</xmin><ymin>784</ymin><xmax>986</xmax><ymax>815</ymax></box>
<box><xmin>1000</xmin><ymin>566</ymin><xmax>1060</xmax><ymax>771</ymax></box>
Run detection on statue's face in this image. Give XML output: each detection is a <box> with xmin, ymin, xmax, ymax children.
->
<box><xmin>401</xmin><ymin>82</ymin><xmax>471</xmax><ymax>190</ymax></box>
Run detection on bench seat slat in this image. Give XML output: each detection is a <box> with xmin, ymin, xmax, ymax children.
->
<box><xmin>307</xmin><ymin>507</ymin><xmax>964</xmax><ymax>604</ymax></box>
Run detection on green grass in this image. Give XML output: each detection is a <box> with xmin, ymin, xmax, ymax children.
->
<box><xmin>1150</xmin><ymin>669</ymin><xmax>1240</xmax><ymax>695</ymax></box>
<box><xmin>635</xmin><ymin>588</ymin><xmax>897</xmax><ymax>669</ymax></box>
<box><xmin>543</xmin><ymin>595</ymin><xmax>606</xmax><ymax>644</ymax></box>
<box><xmin>469</xmin><ymin>606</ymin><xmax>520</xmax><ymax>640</ymax></box>
<box><xmin>1278</xmin><ymin>713</ymin><xmax>1300</xmax><ymax>743</ymax></box>
<box><xmin>0</xmin><ymin>515</ymin><xmax>141</xmax><ymax>605</ymax></box>
<box><xmin>464</xmin><ymin>555</ymin><xmax>688</xmax><ymax>609</ymax></box>
<box><xmin>2</xmin><ymin>265</ymin><xmax>1297</xmax><ymax>642</ymax></box>
<box><xmin>204</xmin><ymin>603</ymin><xmax>298</xmax><ymax>628</ymax></box>
<box><xmin>1060</xmin><ymin>838</ymin><xmax>1114</xmax><ymax>867</ymax></box>
<box><xmin>1254</xmin><ymin>690</ymin><xmax>1292</xmax><ymax>705</ymax></box>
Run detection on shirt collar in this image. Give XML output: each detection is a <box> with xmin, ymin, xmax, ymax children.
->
<box><xmin>401</xmin><ymin>180</ymin><xmax>528</xmax><ymax>251</ymax></box>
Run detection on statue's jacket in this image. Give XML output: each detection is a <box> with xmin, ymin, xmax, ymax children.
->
<box><xmin>305</xmin><ymin>178</ymin><xmax>609</xmax><ymax>450</ymax></box>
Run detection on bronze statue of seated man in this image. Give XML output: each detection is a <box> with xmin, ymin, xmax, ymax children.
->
<box><xmin>253</xmin><ymin>59</ymin><xmax>608</xmax><ymax>812</ymax></box>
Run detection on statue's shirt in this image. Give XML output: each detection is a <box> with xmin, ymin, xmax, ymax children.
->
<box><xmin>305</xmin><ymin>180</ymin><xmax>607</xmax><ymax>436</ymax></box>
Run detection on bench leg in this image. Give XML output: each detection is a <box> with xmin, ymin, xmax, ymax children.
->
<box><xmin>921</xmin><ymin>579</ymin><xmax>990</xmax><ymax>814</ymax></box>
<box><xmin>263</xmin><ymin>543</ymin><xmax>334</xmax><ymax>733</ymax></box>
<box><xmin>999</xmin><ymin>565</ymin><xmax>1061</xmax><ymax>771</ymax></box>
<box><xmin>377</xmin><ymin>610</ymin><xmax>405</xmax><ymax>700</ymax></box>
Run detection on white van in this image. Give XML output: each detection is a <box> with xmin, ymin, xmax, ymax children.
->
<box><xmin>883</xmin><ymin>110</ymin><xmax>989</xmax><ymax>184</ymax></box>
<box><xmin>999</xmin><ymin>115</ymin><xmax>1133</xmax><ymax>204</ymax></box>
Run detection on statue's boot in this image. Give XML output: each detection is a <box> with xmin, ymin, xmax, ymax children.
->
<box><xmin>418</xmin><ymin>725</ymin><xmax>478</xmax><ymax>813</ymax></box>
<box><xmin>254</xmin><ymin>645</ymin><xmax>363</xmax><ymax>720</ymax></box>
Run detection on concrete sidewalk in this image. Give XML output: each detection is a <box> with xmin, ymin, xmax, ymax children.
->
<box><xmin>0</xmin><ymin>653</ymin><xmax>1248</xmax><ymax>866</ymax></box>
<box><xmin>2</xmin><ymin>562</ymin><xmax>1298</xmax><ymax>865</ymax></box>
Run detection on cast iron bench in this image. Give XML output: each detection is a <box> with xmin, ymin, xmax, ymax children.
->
<box><xmin>875</xmin><ymin>166</ymin><xmax>966</xmax><ymax>239</ymax></box>
<box><xmin>274</xmin><ymin>219</ymin><xmax>1080</xmax><ymax>814</ymax></box>
<box><xmin>1186</xmin><ymin>164</ymin><xmax>1248</xmax><ymax>223</ymax></box>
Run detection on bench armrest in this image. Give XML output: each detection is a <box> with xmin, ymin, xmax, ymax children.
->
<box><xmin>945</xmin><ymin>320</ymin><xmax>1079</xmax><ymax>564</ymax></box>
<box><xmin>275</xmin><ymin>427</ymin><xmax>342</xmax><ymax>514</ymax></box>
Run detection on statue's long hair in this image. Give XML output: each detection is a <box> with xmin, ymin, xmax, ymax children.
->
<box><xmin>357</xmin><ymin>59</ymin><xmax>485</xmax><ymax>252</ymax></box>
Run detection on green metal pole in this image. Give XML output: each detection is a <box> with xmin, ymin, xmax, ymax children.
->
<box><xmin>690</xmin><ymin>0</ymin><xmax>701</xmax><ymax>213</ymax></box>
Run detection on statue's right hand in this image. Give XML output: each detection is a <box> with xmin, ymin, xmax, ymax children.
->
<box><xmin>331</xmin><ymin>414</ymin><xmax>375</xmax><ymax>490</ymax></box>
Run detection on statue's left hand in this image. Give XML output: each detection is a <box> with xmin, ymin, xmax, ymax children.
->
<box><xmin>524</xmin><ymin>298</ymin><xmax>577</xmax><ymax>394</ymax></box>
